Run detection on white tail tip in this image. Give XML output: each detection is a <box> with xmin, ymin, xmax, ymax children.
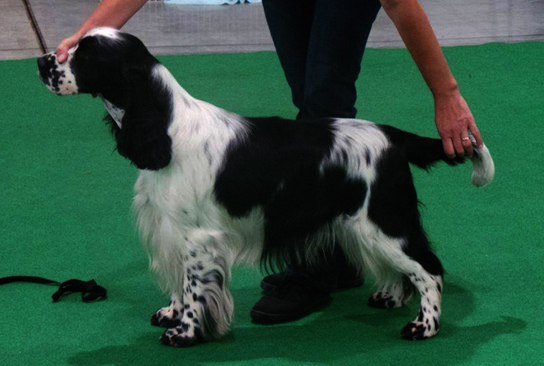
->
<box><xmin>471</xmin><ymin>143</ymin><xmax>495</xmax><ymax>187</ymax></box>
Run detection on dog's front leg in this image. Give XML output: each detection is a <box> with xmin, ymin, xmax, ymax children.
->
<box><xmin>151</xmin><ymin>294</ymin><xmax>184</xmax><ymax>328</ymax></box>
<box><xmin>160</xmin><ymin>229</ymin><xmax>234</xmax><ymax>347</ymax></box>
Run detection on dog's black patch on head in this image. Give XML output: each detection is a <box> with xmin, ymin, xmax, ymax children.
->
<box><xmin>72</xmin><ymin>32</ymin><xmax>173</xmax><ymax>170</ymax></box>
<box><xmin>214</xmin><ymin>117</ymin><xmax>367</xmax><ymax>272</ymax></box>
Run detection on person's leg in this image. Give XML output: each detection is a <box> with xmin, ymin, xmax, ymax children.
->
<box><xmin>283</xmin><ymin>0</ymin><xmax>383</xmax><ymax>289</ymax></box>
<box><xmin>300</xmin><ymin>0</ymin><xmax>382</xmax><ymax>120</ymax></box>
<box><xmin>252</xmin><ymin>0</ymin><xmax>382</xmax><ymax>325</ymax></box>
<box><xmin>261</xmin><ymin>0</ymin><xmax>315</xmax><ymax>118</ymax></box>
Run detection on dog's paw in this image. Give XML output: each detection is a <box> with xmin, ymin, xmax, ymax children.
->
<box><xmin>160</xmin><ymin>327</ymin><xmax>202</xmax><ymax>348</ymax></box>
<box><xmin>367</xmin><ymin>291</ymin><xmax>402</xmax><ymax>309</ymax></box>
<box><xmin>400</xmin><ymin>321</ymin><xmax>438</xmax><ymax>340</ymax></box>
<box><xmin>151</xmin><ymin>307</ymin><xmax>183</xmax><ymax>328</ymax></box>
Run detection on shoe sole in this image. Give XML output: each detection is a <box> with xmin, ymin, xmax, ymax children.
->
<box><xmin>260</xmin><ymin>278</ymin><xmax>364</xmax><ymax>293</ymax></box>
<box><xmin>250</xmin><ymin>296</ymin><xmax>332</xmax><ymax>325</ymax></box>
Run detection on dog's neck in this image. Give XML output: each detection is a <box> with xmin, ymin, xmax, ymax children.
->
<box><xmin>98</xmin><ymin>64</ymin><xmax>188</xmax><ymax>130</ymax></box>
<box><xmin>152</xmin><ymin>64</ymin><xmax>245</xmax><ymax>132</ymax></box>
<box><xmin>151</xmin><ymin>64</ymin><xmax>197</xmax><ymax>108</ymax></box>
<box><xmin>102</xmin><ymin>63</ymin><xmax>244</xmax><ymax>139</ymax></box>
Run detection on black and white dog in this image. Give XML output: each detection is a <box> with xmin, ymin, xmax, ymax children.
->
<box><xmin>37</xmin><ymin>28</ymin><xmax>494</xmax><ymax>347</ymax></box>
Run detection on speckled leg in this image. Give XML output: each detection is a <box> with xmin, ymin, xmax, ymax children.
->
<box><xmin>368</xmin><ymin>275</ymin><xmax>414</xmax><ymax>309</ymax></box>
<box><xmin>151</xmin><ymin>294</ymin><xmax>184</xmax><ymax>328</ymax></box>
<box><xmin>160</xmin><ymin>230</ymin><xmax>233</xmax><ymax>347</ymax></box>
<box><xmin>400</xmin><ymin>272</ymin><xmax>443</xmax><ymax>340</ymax></box>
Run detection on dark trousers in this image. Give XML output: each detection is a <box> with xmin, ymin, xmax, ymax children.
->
<box><xmin>262</xmin><ymin>0</ymin><xmax>382</xmax><ymax>289</ymax></box>
<box><xmin>262</xmin><ymin>0</ymin><xmax>382</xmax><ymax>120</ymax></box>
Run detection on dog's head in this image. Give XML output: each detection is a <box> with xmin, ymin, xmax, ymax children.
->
<box><xmin>37</xmin><ymin>28</ymin><xmax>173</xmax><ymax>171</ymax></box>
<box><xmin>38</xmin><ymin>28</ymin><xmax>155</xmax><ymax>104</ymax></box>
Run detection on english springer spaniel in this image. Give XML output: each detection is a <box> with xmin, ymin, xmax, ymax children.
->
<box><xmin>37</xmin><ymin>28</ymin><xmax>494</xmax><ymax>347</ymax></box>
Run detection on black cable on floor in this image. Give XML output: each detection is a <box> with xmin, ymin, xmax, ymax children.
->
<box><xmin>21</xmin><ymin>0</ymin><xmax>48</xmax><ymax>54</ymax></box>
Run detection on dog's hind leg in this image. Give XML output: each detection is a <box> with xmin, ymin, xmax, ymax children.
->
<box><xmin>360</xmin><ymin>148</ymin><xmax>443</xmax><ymax>339</ymax></box>
<box><xmin>160</xmin><ymin>229</ymin><xmax>234</xmax><ymax>347</ymax></box>
<box><xmin>359</xmin><ymin>229</ymin><xmax>443</xmax><ymax>340</ymax></box>
<box><xmin>355</xmin><ymin>220</ymin><xmax>443</xmax><ymax>340</ymax></box>
<box><xmin>392</xmin><ymin>249</ymin><xmax>443</xmax><ymax>340</ymax></box>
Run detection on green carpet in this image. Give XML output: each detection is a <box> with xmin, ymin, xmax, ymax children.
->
<box><xmin>1</xmin><ymin>41</ymin><xmax>543</xmax><ymax>366</ymax></box>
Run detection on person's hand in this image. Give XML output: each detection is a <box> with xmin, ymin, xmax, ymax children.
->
<box><xmin>434</xmin><ymin>90</ymin><xmax>484</xmax><ymax>159</ymax></box>
<box><xmin>55</xmin><ymin>34</ymin><xmax>82</xmax><ymax>64</ymax></box>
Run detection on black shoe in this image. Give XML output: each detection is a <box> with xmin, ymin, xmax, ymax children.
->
<box><xmin>259</xmin><ymin>272</ymin><xmax>288</xmax><ymax>292</ymax></box>
<box><xmin>250</xmin><ymin>278</ymin><xmax>332</xmax><ymax>324</ymax></box>
<box><xmin>260</xmin><ymin>271</ymin><xmax>364</xmax><ymax>293</ymax></box>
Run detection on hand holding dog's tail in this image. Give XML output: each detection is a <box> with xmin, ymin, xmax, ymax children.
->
<box><xmin>380</xmin><ymin>125</ymin><xmax>495</xmax><ymax>187</ymax></box>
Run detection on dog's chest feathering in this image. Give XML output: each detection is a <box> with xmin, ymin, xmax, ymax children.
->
<box><xmin>100</xmin><ymin>95</ymin><xmax>124</xmax><ymax>128</ymax></box>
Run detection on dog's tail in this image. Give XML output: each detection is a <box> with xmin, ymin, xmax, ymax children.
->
<box><xmin>380</xmin><ymin>125</ymin><xmax>495</xmax><ymax>187</ymax></box>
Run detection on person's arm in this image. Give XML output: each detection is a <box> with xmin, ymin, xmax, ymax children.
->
<box><xmin>380</xmin><ymin>0</ymin><xmax>483</xmax><ymax>158</ymax></box>
<box><xmin>56</xmin><ymin>0</ymin><xmax>148</xmax><ymax>63</ymax></box>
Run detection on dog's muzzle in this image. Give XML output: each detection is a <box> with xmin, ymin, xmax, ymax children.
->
<box><xmin>37</xmin><ymin>53</ymin><xmax>78</xmax><ymax>95</ymax></box>
<box><xmin>37</xmin><ymin>53</ymin><xmax>57</xmax><ymax>86</ymax></box>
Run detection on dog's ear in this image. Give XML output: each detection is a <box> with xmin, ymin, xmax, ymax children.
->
<box><xmin>115</xmin><ymin>64</ymin><xmax>173</xmax><ymax>170</ymax></box>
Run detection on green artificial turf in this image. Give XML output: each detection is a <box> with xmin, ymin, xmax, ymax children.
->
<box><xmin>1</xmin><ymin>42</ymin><xmax>543</xmax><ymax>366</ymax></box>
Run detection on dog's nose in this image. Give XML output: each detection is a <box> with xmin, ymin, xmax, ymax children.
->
<box><xmin>37</xmin><ymin>55</ymin><xmax>53</xmax><ymax>83</ymax></box>
<box><xmin>37</xmin><ymin>55</ymin><xmax>48</xmax><ymax>70</ymax></box>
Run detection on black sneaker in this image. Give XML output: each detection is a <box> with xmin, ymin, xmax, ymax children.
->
<box><xmin>250</xmin><ymin>278</ymin><xmax>332</xmax><ymax>324</ymax></box>
<box><xmin>260</xmin><ymin>271</ymin><xmax>364</xmax><ymax>292</ymax></box>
